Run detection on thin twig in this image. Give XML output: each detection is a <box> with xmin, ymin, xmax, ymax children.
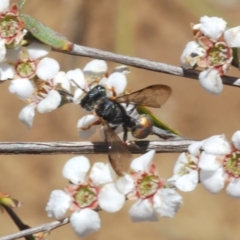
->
<box><xmin>2</xmin><ymin>205</ymin><xmax>33</xmax><ymax>240</ymax></box>
<box><xmin>54</xmin><ymin>44</ymin><xmax>240</xmax><ymax>88</ymax></box>
<box><xmin>0</xmin><ymin>140</ymin><xmax>196</xmax><ymax>155</ymax></box>
<box><xmin>0</xmin><ymin>218</ymin><xmax>69</xmax><ymax>240</ymax></box>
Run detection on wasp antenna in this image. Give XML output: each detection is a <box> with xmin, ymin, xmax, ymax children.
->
<box><xmin>71</xmin><ymin>79</ymin><xmax>88</xmax><ymax>93</ymax></box>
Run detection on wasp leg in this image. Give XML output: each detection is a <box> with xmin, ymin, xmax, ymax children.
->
<box><xmin>122</xmin><ymin>125</ymin><xmax>129</xmax><ymax>145</ymax></box>
<box><xmin>80</xmin><ymin>119</ymin><xmax>102</xmax><ymax>130</ymax></box>
<box><xmin>105</xmin><ymin>86</ymin><xmax>117</xmax><ymax>99</ymax></box>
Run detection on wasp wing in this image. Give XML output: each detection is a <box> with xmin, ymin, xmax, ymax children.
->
<box><xmin>103</xmin><ymin>121</ymin><xmax>132</xmax><ymax>176</ymax></box>
<box><xmin>116</xmin><ymin>84</ymin><xmax>172</xmax><ymax>108</ymax></box>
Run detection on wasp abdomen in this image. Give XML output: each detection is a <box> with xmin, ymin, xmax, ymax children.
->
<box><xmin>131</xmin><ymin>115</ymin><xmax>153</xmax><ymax>139</ymax></box>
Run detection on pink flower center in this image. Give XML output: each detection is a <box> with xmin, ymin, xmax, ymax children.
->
<box><xmin>206</xmin><ymin>42</ymin><xmax>231</xmax><ymax>67</ymax></box>
<box><xmin>223</xmin><ymin>151</ymin><xmax>240</xmax><ymax>178</ymax></box>
<box><xmin>136</xmin><ymin>173</ymin><xmax>160</xmax><ymax>199</ymax></box>
<box><xmin>16</xmin><ymin>59</ymin><xmax>37</xmax><ymax>78</ymax></box>
<box><xmin>73</xmin><ymin>185</ymin><xmax>98</xmax><ymax>208</ymax></box>
<box><xmin>0</xmin><ymin>15</ymin><xmax>19</xmax><ymax>39</ymax></box>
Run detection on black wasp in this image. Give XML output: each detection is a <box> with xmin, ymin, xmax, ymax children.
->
<box><xmin>80</xmin><ymin>84</ymin><xmax>172</xmax><ymax>176</ymax></box>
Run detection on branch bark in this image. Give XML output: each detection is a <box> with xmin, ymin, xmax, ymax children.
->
<box><xmin>0</xmin><ymin>218</ymin><xmax>69</xmax><ymax>240</ymax></box>
<box><xmin>54</xmin><ymin>44</ymin><xmax>240</xmax><ymax>88</ymax></box>
<box><xmin>0</xmin><ymin>140</ymin><xmax>195</xmax><ymax>155</ymax></box>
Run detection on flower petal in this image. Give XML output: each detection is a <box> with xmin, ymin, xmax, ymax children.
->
<box><xmin>172</xmin><ymin>152</ymin><xmax>198</xmax><ymax>174</ymax></box>
<box><xmin>98</xmin><ymin>183</ymin><xmax>125</xmax><ymax>212</ymax></box>
<box><xmin>174</xmin><ymin>170</ymin><xmax>199</xmax><ymax>192</ymax></box>
<box><xmin>73</xmin><ymin>88</ymin><xmax>84</xmax><ymax>104</ymax></box>
<box><xmin>130</xmin><ymin>150</ymin><xmax>156</xmax><ymax>172</ymax></box>
<box><xmin>199</xmin><ymin>68</ymin><xmax>223</xmax><ymax>94</ymax></box>
<box><xmin>45</xmin><ymin>190</ymin><xmax>72</xmax><ymax>219</ymax></box>
<box><xmin>200</xmin><ymin>168</ymin><xmax>225</xmax><ymax>193</ymax></box>
<box><xmin>224</xmin><ymin>26</ymin><xmax>240</xmax><ymax>47</ymax></box>
<box><xmin>9</xmin><ymin>78</ymin><xmax>34</xmax><ymax>100</ymax></box>
<box><xmin>199</xmin><ymin>16</ymin><xmax>226</xmax><ymax>40</ymax></box>
<box><xmin>116</xmin><ymin>174</ymin><xmax>135</xmax><ymax>195</ymax></box>
<box><xmin>188</xmin><ymin>140</ymin><xmax>205</xmax><ymax>156</ymax></box>
<box><xmin>0</xmin><ymin>63</ymin><xmax>15</xmax><ymax>80</ymax></box>
<box><xmin>0</xmin><ymin>0</ymin><xmax>9</xmax><ymax>12</ymax></box>
<box><xmin>113</xmin><ymin>65</ymin><xmax>130</xmax><ymax>74</ymax></box>
<box><xmin>27</xmin><ymin>43</ymin><xmax>51</xmax><ymax>61</ymax></box>
<box><xmin>83</xmin><ymin>59</ymin><xmax>107</xmax><ymax>75</ymax></box>
<box><xmin>103</xmin><ymin>72</ymin><xmax>127</xmax><ymax>96</ymax></box>
<box><xmin>36</xmin><ymin>57</ymin><xmax>59</xmax><ymax>80</ymax></box>
<box><xmin>53</xmin><ymin>71</ymin><xmax>70</xmax><ymax>92</ymax></box>
<box><xmin>231</xmin><ymin>131</ymin><xmax>240</xmax><ymax>150</ymax></box>
<box><xmin>199</xmin><ymin>151</ymin><xmax>222</xmax><ymax>171</ymax></box>
<box><xmin>37</xmin><ymin>90</ymin><xmax>61</xmax><ymax>113</ymax></box>
<box><xmin>202</xmin><ymin>135</ymin><xmax>231</xmax><ymax>155</ymax></box>
<box><xmin>67</xmin><ymin>68</ymin><xmax>87</xmax><ymax>89</ymax></box>
<box><xmin>129</xmin><ymin>199</ymin><xmax>158</xmax><ymax>222</ymax></box>
<box><xmin>77</xmin><ymin>115</ymin><xmax>99</xmax><ymax>139</ymax></box>
<box><xmin>226</xmin><ymin>178</ymin><xmax>240</xmax><ymax>198</ymax></box>
<box><xmin>70</xmin><ymin>209</ymin><xmax>101</xmax><ymax>238</ymax></box>
<box><xmin>62</xmin><ymin>156</ymin><xmax>90</xmax><ymax>184</ymax></box>
<box><xmin>180</xmin><ymin>41</ymin><xmax>205</xmax><ymax>69</ymax></box>
<box><xmin>153</xmin><ymin>188</ymin><xmax>182</xmax><ymax>218</ymax></box>
<box><xmin>0</xmin><ymin>39</ymin><xmax>6</xmax><ymax>62</ymax></box>
<box><xmin>90</xmin><ymin>162</ymin><xmax>114</xmax><ymax>185</ymax></box>
<box><xmin>18</xmin><ymin>104</ymin><xmax>35</xmax><ymax>128</ymax></box>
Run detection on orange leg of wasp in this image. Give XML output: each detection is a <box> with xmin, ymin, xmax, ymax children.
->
<box><xmin>105</xmin><ymin>86</ymin><xmax>117</xmax><ymax>100</ymax></box>
<box><xmin>80</xmin><ymin>119</ymin><xmax>102</xmax><ymax>130</ymax></box>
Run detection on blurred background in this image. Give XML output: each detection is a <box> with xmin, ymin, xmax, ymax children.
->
<box><xmin>2</xmin><ymin>0</ymin><xmax>240</xmax><ymax>239</ymax></box>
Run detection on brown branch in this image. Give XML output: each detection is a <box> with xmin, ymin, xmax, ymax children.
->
<box><xmin>0</xmin><ymin>140</ymin><xmax>196</xmax><ymax>155</ymax></box>
<box><xmin>0</xmin><ymin>218</ymin><xmax>69</xmax><ymax>240</ymax></box>
<box><xmin>54</xmin><ymin>44</ymin><xmax>240</xmax><ymax>88</ymax></box>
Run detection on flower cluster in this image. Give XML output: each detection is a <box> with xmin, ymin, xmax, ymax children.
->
<box><xmin>46</xmin><ymin>151</ymin><xmax>183</xmax><ymax>237</ymax></box>
<box><xmin>171</xmin><ymin>131</ymin><xmax>240</xmax><ymax>197</ymax></box>
<box><xmin>1</xmin><ymin>5</ymin><xmax>240</xmax><ymax>239</ymax></box>
<box><xmin>181</xmin><ymin>16</ymin><xmax>240</xmax><ymax>94</ymax></box>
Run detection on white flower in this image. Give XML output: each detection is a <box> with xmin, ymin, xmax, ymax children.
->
<box><xmin>12</xmin><ymin>70</ymin><xmax>70</xmax><ymax>128</ymax></box>
<box><xmin>46</xmin><ymin>156</ymin><xmax>125</xmax><ymax>238</ymax></box>
<box><xmin>8</xmin><ymin>43</ymin><xmax>53</xmax><ymax>100</ymax></box>
<box><xmin>168</xmin><ymin>152</ymin><xmax>199</xmax><ymax>192</ymax></box>
<box><xmin>181</xmin><ymin>16</ymin><xmax>240</xmax><ymax>94</ymax></box>
<box><xmin>193</xmin><ymin>133</ymin><xmax>240</xmax><ymax>197</ymax></box>
<box><xmin>116</xmin><ymin>150</ymin><xmax>182</xmax><ymax>222</ymax></box>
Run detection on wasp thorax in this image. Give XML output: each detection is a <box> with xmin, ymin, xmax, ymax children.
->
<box><xmin>131</xmin><ymin>115</ymin><xmax>153</xmax><ymax>139</ymax></box>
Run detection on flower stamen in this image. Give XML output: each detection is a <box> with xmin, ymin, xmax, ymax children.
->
<box><xmin>223</xmin><ymin>151</ymin><xmax>240</xmax><ymax>178</ymax></box>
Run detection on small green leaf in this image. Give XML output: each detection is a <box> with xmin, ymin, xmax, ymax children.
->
<box><xmin>137</xmin><ymin>106</ymin><xmax>181</xmax><ymax>135</ymax></box>
<box><xmin>21</xmin><ymin>14</ymin><xmax>73</xmax><ymax>51</ymax></box>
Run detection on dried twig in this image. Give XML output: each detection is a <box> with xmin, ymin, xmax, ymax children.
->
<box><xmin>0</xmin><ymin>140</ymin><xmax>196</xmax><ymax>155</ymax></box>
<box><xmin>0</xmin><ymin>218</ymin><xmax>69</xmax><ymax>240</ymax></box>
<box><xmin>54</xmin><ymin>44</ymin><xmax>240</xmax><ymax>88</ymax></box>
